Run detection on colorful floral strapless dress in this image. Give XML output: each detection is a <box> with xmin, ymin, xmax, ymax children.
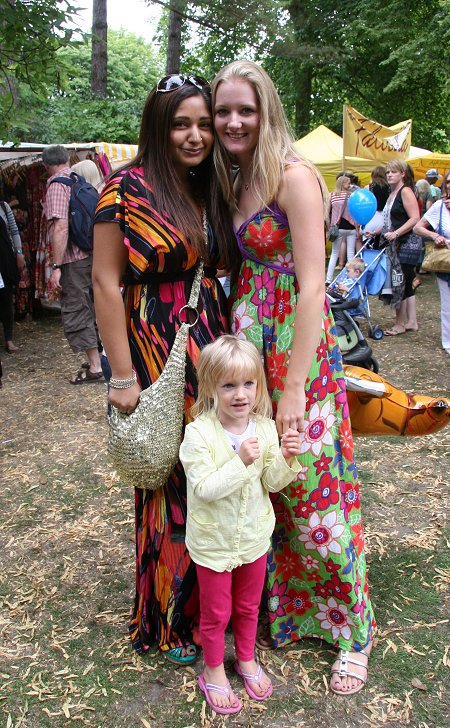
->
<box><xmin>231</xmin><ymin>202</ymin><xmax>376</xmax><ymax>652</ymax></box>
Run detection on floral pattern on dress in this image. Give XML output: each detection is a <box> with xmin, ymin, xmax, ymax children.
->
<box><xmin>231</xmin><ymin>203</ymin><xmax>375</xmax><ymax>652</ymax></box>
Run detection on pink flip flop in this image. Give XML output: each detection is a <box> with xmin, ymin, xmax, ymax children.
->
<box><xmin>197</xmin><ymin>673</ymin><xmax>242</xmax><ymax>715</ymax></box>
<box><xmin>233</xmin><ymin>661</ymin><xmax>273</xmax><ymax>701</ymax></box>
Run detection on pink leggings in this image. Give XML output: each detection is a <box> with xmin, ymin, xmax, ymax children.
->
<box><xmin>196</xmin><ymin>554</ymin><xmax>267</xmax><ymax>668</ymax></box>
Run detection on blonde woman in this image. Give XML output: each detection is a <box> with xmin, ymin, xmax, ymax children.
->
<box><xmin>71</xmin><ymin>159</ymin><xmax>105</xmax><ymax>192</ymax></box>
<box><xmin>382</xmin><ymin>160</ymin><xmax>421</xmax><ymax>335</ymax></box>
<box><xmin>212</xmin><ymin>60</ymin><xmax>375</xmax><ymax>696</ymax></box>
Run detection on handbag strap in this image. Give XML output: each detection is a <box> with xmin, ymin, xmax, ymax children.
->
<box><xmin>185</xmin><ymin>207</ymin><xmax>207</xmax><ymax>310</ymax></box>
<box><xmin>438</xmin><ymin>201</ymin><xmax>444</xmax><ymax>236</ymax></box>
<box><xmin>337</xmin><ymin>193</ymin><xmax>348</xmax><ymax>225</ymax></box>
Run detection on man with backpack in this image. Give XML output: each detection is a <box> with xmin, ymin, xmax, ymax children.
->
<box><xmin>42</xmin><ymin>145</ymin><xmax>103</xmax><ymax>384</ymax></box>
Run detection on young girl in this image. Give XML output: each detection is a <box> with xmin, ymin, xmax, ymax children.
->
<box><xmin>179</xmin><ymin>335</ymin><xmax>302</xmax><ymax>715</ymax></box>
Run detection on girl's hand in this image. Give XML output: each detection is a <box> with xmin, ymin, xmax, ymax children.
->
<box><xmin>275</xmin><ymin>387</ymin><xmax>306</xmax><ymax>436</ymax></box>
<box><xmin>238</xmin><ymin>437</ymin><xmax>260</xmax><ymax>466</ymax></box>
<box><xmin>281</xmin><ymin>428</ymin><xmax>302</xmax><ymax>463</ymax></box>
<box><xmin>383</xmin><ymin>231</ymin><xmax>397</xmax><ymax>242</ymax></box>
<box><xmin>109</xmin><ymin>382</ymin><xmax>141</xmax><ymax>415</ymax></box>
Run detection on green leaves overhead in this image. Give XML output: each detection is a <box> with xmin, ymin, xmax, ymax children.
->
<box><xmin>5</xmin><ymin>28</ymin><xmax>163</xmax><ymax>143</ymax></box>
<box><xmin>2</xmin><ymin>0</ymin><xmax>448</xmax><ymax>150</ymax></box>
<box><xmin>0</xmin><ymin>0</ymin><xmax>80</xmax><ymax>136</ymax></box>
<box><xmin>177</xmin><ymin>0</ymin><xmax>449</xmax><ymax>149</ymax></box>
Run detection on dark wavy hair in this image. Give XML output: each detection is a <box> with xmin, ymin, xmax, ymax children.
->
<box><xmin>370</xmin><ymin>165</ymin><xmax>388</xmax><ymax>188</ymax></box>
<box><xmin>128</xmin><ymin>82</ymin><xmax>236</xmax><ymax>269</ymax></box>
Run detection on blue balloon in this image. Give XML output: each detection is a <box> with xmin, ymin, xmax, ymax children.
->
<box><xmin>347</xmin><ymin>188</ymin><xmax>377</xmax><ymax>226</ymax></box>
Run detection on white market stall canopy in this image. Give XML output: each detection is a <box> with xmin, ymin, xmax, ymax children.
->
<box><xmin>0</xmin><ymin>141</ymin><xmax>138</xmax><ymax>171</ymax></box>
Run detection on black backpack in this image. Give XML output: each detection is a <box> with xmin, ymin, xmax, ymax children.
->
<box><xmin>49</xmin><ymin>173</ymin><xmax>99</xmax><ymax>252</ymax></box>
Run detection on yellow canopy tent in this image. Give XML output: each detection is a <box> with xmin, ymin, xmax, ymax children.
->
<box><xmin>94</xmin><ymin>142</ymin><xmax>138</xmax><ymax>168</ymax></box>
<box><xmin>294</xmin><ymin>125</ymin><xmax>450</xmax><ymax>190</ymax></box>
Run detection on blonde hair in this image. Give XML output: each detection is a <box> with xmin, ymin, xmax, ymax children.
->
<box><xmin>346</xmin><ymin>257</ymin><xmax>365</xmax><ymax>273</ymax></box>
<box><xmin>386</xmin><ymin>159</ymin><xmax>408</xmax><ymax>176</ymax></box>
<box><xmin>71</xmin><ymin>159</ymin><xmax>104</xmax><ymax>191</ymax></box>
<box><xmin>335</xmin><ymin>175</ymin><xmax>351</xmax><ymax>193</ymax></box>
<box><xmin>211</xmin><ymin>60</ymin><xmax>327</xmax><ymax>212</ymax></box>
<box><xmin>193</xmin><ymin>335</ymin><xmax>272</xmax><ymax>419</ymax></box>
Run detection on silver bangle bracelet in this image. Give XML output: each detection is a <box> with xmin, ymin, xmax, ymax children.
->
<box><xmin>109</xmin><ymin>371</ymin><xmax>137</xmax><ymax>390</ymax></box>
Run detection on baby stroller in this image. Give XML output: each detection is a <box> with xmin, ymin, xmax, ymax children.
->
<box><xmin>327</xmin><ymin>241</ymin><xmax>387</xmax><ymax>341</ymax></box>
<box><xmin>329</xmin><ymin>296</ymin><xmax>379</xmax><ymax>372</ymax></box>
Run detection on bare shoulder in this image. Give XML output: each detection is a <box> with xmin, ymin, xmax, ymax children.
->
<box><xmin>401</xmin><ymin>186</ymin><xmax>416</xmax><ymax>201</ymax></box>
<box><xmin>279</xmin><ymin>162</ymin><xmax>323</xmax><ymax>211</ymax></box>
<box><xmin>283</xmin><ymin>161</ymin><xmax>318</xmax><ymax>187</ymax></box>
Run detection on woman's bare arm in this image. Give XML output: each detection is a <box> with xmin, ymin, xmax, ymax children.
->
<box><xmin>276</xmin><ymin>164</ymin><xmax>325</xmax><ymax>435</ymax></box>
<box><xmin>92</xmin><ymin>222</ymin><xmax>141</xmax><ymax>411</ymax></box>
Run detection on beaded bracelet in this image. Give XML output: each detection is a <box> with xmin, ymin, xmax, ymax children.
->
<box><xmin>109</xmin><ymin>371</ymin><xmax>137</xmax><ymax>390</ymax></box>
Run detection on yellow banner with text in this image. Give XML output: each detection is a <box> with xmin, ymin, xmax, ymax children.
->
<box><xmin>343</xmin><ymin>105</ymin><xmax>412</xmax><ymax>162</ymax></box>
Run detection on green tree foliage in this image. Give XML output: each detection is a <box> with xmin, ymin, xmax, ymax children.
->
<box><xmin>167</xmin><ymin>0</ymin><xmax>449</xmax><ymax>150</ymax></box>
<box><xmin>0</xmin><ymin>0</ymin><xmax>79</xmax><ymax>137</ymax></box>
<box><xmin>13</xmin><ymin>29</ymin><xmax>164</xmax><ymax>143</ymax></box>
<box><xmin>337</xmin><ymin>0</ymin><xmax>450</xmax><ymax>151</ymax></box>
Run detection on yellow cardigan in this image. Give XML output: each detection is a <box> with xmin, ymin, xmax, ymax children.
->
<box><xmin>179</xmin><ymin>412</ymin><xmax>301</xmax><ymax>572</ymax></box>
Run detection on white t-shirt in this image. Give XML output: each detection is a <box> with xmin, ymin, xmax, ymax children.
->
<box><xmin>423</xmin><ymin>199</ymin><xmax>450</xmax><ymax>238</ymax></box>
<box><xmin>223</xmin><ymin>419</ymin><xmax>256</xmax><ymax>453</ymax></box>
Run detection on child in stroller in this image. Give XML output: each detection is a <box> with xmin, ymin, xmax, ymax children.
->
<box><xmin>327</xmin><ymin>257</ymin><xmax>366</xmax><ymax>301</ymax></box>
<box><xmin>326</xmin><ymin>252</ymin><xmax>382</xmax><ymax>373</ymax></box>
<box><xmin>327</xmin><ymin>242</ymin><xmax>387</xmax><ymax>341</ymax></box>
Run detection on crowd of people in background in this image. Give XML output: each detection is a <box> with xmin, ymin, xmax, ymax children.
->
<box><xmin>0</xmin><ymin>62</ymin><xmax>448</xmax><ymax>715</ymax></box>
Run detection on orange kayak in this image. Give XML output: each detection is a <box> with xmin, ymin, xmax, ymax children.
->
<box><xmin>344</xmin><ymin>365</ymin><xmax>450</xmax><ymax>437</ymax></box>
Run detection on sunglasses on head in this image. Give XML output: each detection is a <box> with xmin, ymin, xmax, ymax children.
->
<box><xmin>156</xmin><ymin>74</ymin><xmax>210</xmax><ymax>94</ymax></box>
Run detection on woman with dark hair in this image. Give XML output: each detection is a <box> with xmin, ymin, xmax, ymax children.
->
<box><xmin>364</xmin><ymin>166</ymin><xmax>389</xmax><ymax>246</ymax></box>
<box><xmin>92</xmin><ymin>75</ymin><xmax>236</xmax><ymax>664</ymax></box>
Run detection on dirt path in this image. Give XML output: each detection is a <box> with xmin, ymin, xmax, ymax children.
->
<box><xmin>0</xmin><ymin>274</ymin><xmax>449</xmax><ymax>728</ymax></box>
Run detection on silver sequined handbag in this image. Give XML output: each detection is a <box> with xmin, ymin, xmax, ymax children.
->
<box><xmin>108</xmin><ymin>259</ymin><xmax>204</xmax><ymax>490</ymax></box>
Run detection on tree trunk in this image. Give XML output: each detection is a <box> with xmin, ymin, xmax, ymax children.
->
<box><xmin>287</xmin><ymin>0</ymin><xmax>313</xmax><ymax>137</ymax></box>
<box><xmin>294</xmin><ymin>66</ymin><xmax>312</xmax><ymax>137</ymax></box>
<box><xmin>166</xmin><ymin>0</ymin><xmax>186</xmax><ymax>74</ymax></box>
<box><xmin>91</xmin><ymin>0</ymin><xmax>107</xmax><ymax>97</ymax></box>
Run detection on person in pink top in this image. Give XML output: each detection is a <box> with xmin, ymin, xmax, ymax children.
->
<box><xmin>326</xmin><ymin>174</ymin><xmax>358</xmax><ymax>283</ymax></box>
